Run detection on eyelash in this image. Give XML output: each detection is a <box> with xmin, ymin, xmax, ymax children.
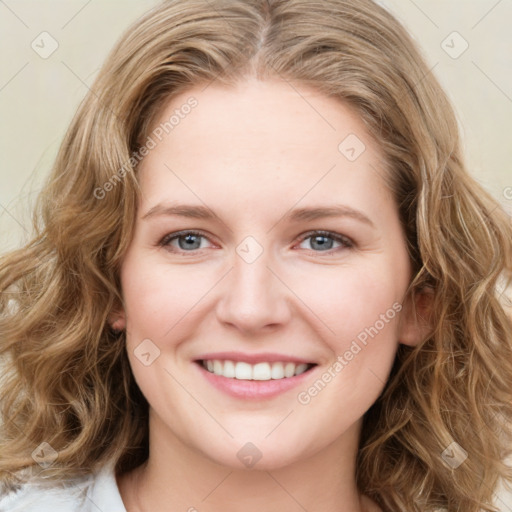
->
<box><xmin>158</xmin><ymin>229</ymin><xmax>354</xmax><ymax>255</ymax></box>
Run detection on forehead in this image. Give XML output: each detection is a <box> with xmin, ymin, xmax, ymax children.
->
<box><xmin>137</xmin><ymin>78</ymin><xmax>392</xmax><ymax>217</ymax></box>
<box><xmin>147</xmin><ymin>77</ymin><xmax>375</xmax><ymax>160</ymax></box>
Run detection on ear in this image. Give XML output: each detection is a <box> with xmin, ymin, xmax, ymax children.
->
<box><xmin>397</xmin><ymin>287</ymin><xmax>434</xmax><ymax>347</ymax></box>
<box><xmin>108</xmin><ymin>308</ymin><xmax>126</xmax><ymax>332</ymax></box>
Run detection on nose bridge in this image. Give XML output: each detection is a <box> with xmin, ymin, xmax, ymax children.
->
<box><xmin>216</xmin><ymin>237</ymin><xmax>290</xmax><ymax>332</ymax></box>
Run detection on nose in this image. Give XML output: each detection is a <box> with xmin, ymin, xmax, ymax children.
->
<box><xmin>215</xmin><ymin>244</ymin><xmax>292</xmax><ymax>335</ymax></box>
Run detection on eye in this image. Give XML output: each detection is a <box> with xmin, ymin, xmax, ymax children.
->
<box><xmin>158</xmin><ymin>229</ymin><xmax>354</xmax><ymax>255</ymax></box>
<box><xmin>296</xmin><ymin>230</ymin><xmax>353</xmax><ymax>253</ymax></box>
<box><xmin>159</xmin><ymin>230</ymin><xmax>213</xmax><ymax>253</ymax></box>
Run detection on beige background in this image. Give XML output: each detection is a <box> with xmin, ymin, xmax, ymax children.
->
<box><xmin>0</xmin><ymin>0</ymin><xmax>511</xmax><ymax>508</ymax></box>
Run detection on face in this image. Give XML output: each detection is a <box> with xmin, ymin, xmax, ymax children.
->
<box><xmin>113</xmin><ymin>78</ymin><xmax>421</xmax><ymax>470</ymax></box>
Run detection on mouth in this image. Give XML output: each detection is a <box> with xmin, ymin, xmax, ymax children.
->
<box><xmin>193</xmin><ymin>357</ymin><xmax>318</xmax><ymax>400</ymax></box>
<box><xmin>196</xmin><ymin>359</ymin><xmax>317</xmax><ymax>380</ymax></box>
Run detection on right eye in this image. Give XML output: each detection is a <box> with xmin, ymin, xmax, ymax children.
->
<box><xmin>159</xmin><ymin>230</ymin><xmax>215</xmax><ymax>253</ymax></box>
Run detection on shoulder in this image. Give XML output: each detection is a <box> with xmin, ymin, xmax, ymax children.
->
<box><xmin>0</xmin><ymin>464</ymin><xmax>126</xmax><ymax>512</ymax></box>
<box><xmin>0</xmin><ymin>473</ymin><xmax>92</xmax><ymax>512</ymax></box>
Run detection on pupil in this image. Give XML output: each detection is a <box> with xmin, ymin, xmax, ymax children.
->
<box><xmin>312</xmin><ymin>235</ymin><xmax>332</xmax><ymax>251</ymax></box>
<box><xmin>180</xmin><ymin>234</ymin><xmax>200</xmax><ymax>250</ymax></box>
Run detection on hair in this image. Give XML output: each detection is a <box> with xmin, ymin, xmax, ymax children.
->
<box><xmin>1</xmin><ymin>0</ymin><xmax>511</xmax><ymax>510</ymax></box>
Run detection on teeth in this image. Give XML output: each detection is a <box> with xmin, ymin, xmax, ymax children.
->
<box><xmin>253</xmin><ymin>362</ymin><xmax>271</xmax><ymax>381</ymax></box>
<box><xmin>235</xmin><ymin>362</ymin><xmax>252</xmax><ymax>380</ymax></box>
<box><xmin>284</xmin><ymin>362</ymin><xmax>295</xmax><ymax>378</ymax></box>
<box><xmin>201</xmin><ymin>360</ymin><xmax>312</xmax><ymax>380</ymax></box>
<box><xmin>271</xmin><ymin>363</ymin><xmax>284</xmax><ymax>379</ymax></box>
<box><xmin>295</xmin><ymin>363</ymin><xmax>309</xmax><ymax>376</ymax></box>
<box><xmin>213</xmin><ymin>360</ymin><xmax>223</xmax><ymax>375</ymax></box>
<box><xmin>223</xmin><ymin>360</ymin><xmax>236</xmax><ymax>378</ymax></box>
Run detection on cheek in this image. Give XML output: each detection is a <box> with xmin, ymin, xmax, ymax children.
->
<box><xmin>292</xmin><ymin>267</ymin><xmax>403</xmax><ymax>419</ymax></box>
<box><xmin>120</xmin><ymin>256</ymin><xmax>216</xmax><ymax>341</ymax></box>
<box><xmin>290</xmin><ymin>261</ymin><xmax>404</xmax><ymax>347</ymax></box>
<box><xmin>287</xmin><ymin>267</ymin><xmax>404</xmax><ymax>448</ymax></box>
<box><xmin>290</xmin><ymin>262</ymin><xmax>403</xmax><ymax>409</ymax></box>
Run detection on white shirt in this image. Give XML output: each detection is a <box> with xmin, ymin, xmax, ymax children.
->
<box><xmin>0</xmin><ymin>464</ymin><xmax>127</xmax><ymax>511</ymax></box>
<box><xmin>2</xmin><ymin>463</ymin><xmax>512</xmax><ymax>511</ymax></box>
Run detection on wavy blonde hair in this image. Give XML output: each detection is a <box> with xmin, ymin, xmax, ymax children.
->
<box><xmin>1</xmin><ymin>0</ymin><xmax>512</xmax><ymax>510</ymax></box>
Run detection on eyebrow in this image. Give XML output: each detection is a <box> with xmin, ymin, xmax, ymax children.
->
<box><xmin>141</xmin><ymin>203</ymin><xmax>375</xmax><ymax>227</ymax></box>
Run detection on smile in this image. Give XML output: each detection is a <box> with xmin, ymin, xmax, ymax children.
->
<box><xmin>200</xmin><ymin>359</ymin><xmax>316</xmax><ymax>380</ymax></box>
<box><xmin>194</xmin><ymin>352</ymin><xmax>319</xmax><ymax>399</ymax></box>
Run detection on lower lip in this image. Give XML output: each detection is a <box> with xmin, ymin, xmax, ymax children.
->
<box><xmin>194</xmin><ymin>362</ymin><xmax>316</xmax><ymax>400</ymax></box>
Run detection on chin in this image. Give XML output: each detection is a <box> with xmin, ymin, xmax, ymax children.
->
<box><xmin>197</xmin><ymin>435</ymin><xmax>313</xmax><ymax>472</ymax></box>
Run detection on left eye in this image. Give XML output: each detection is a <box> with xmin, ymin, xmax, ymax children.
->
<box><xmin>297</xmin><ymin>231</ymin><xmax>353</xmax><ymax>252</ymax></box>
<box><xmin>160</xmin><ymin>231</ymin><xmax>211</xmax><ymax>251</ymax></box>
<box><xmin>159</xmin><ymin>230</ymin><xmax>353</xmax><ymax>254</ymax></box>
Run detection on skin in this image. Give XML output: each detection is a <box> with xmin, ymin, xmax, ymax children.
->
<box><xmin>112</xmin><ymin>77</ymin><xmax>426</xmax><ymax>512</ymax></box>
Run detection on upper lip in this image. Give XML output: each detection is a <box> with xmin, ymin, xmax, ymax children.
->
<box><xmin>194</xmin><ymin>351</ymin><xmax>316</xmax><ymax>365</ymax></box>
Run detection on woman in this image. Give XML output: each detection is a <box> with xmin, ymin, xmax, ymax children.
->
<box><xmin>1</xmin><ymin>1</ymin><xmax>511</xmax><ymax>511</ymax></box>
